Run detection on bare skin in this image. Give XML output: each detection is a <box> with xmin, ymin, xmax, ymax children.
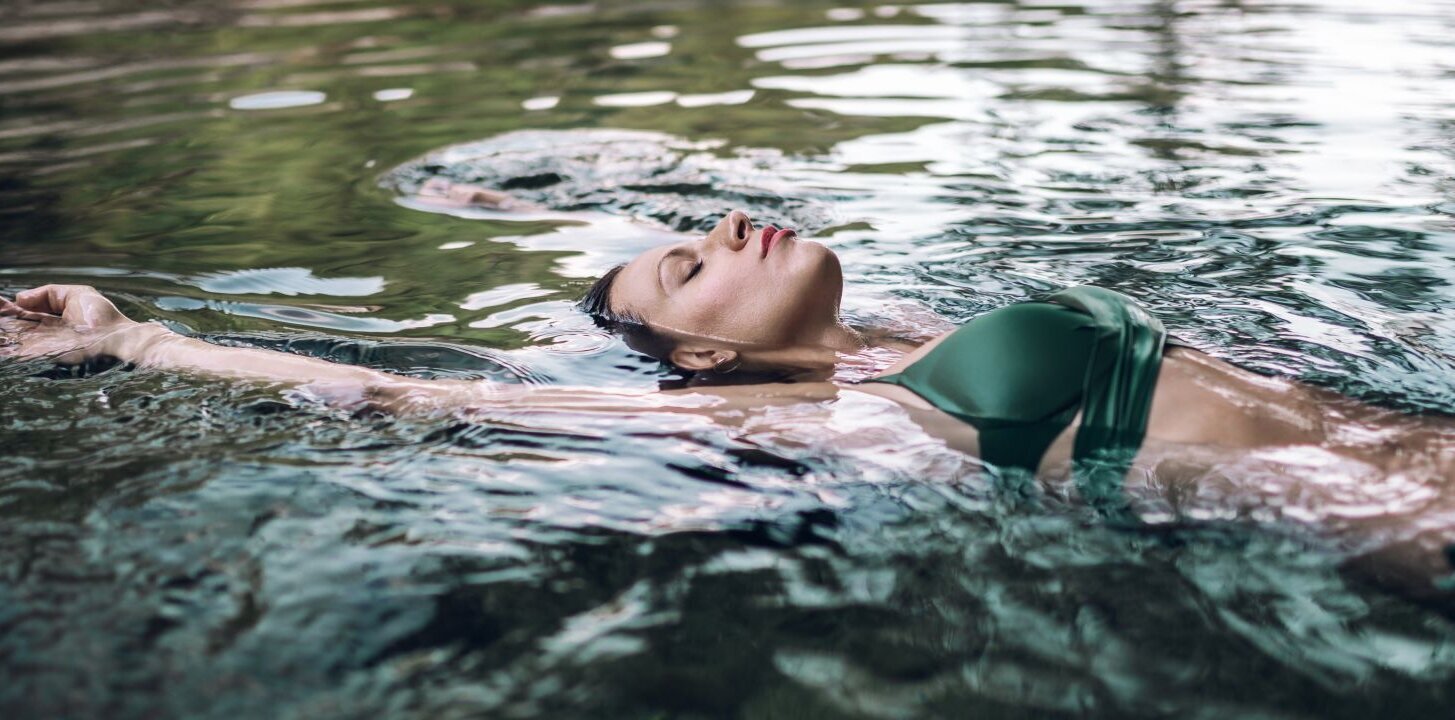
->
<box><xmin>4</xmin><ymin>183</ymin><xmax>1454</xmax><ymax>604</ymax></box>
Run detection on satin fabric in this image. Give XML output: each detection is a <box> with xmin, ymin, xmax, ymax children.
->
<box><xmin>866</xmin><ymin>286</ymin><xmax>1167</xmax><ymax>478</ymax></box>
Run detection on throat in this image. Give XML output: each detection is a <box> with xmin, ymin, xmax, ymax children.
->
<box><xmin>820</xmin><ymin>322</ymin><xmax>869</xmax><ymax>355</ymax></box>
<box><xmin>823</xmin><ymin>323</ymin><xmax>924</xmax><ymax>383</ymax></box>
<box><xmin>750</xmin><ymin>324</ymin><xmax>919</xmax><ymax>383</ymax></box>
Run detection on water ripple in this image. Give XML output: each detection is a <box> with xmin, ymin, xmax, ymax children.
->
<box><xmin>6</xmin><ymin>1</ymin><xmax>1455</xmax><ymax>718</ymax></box>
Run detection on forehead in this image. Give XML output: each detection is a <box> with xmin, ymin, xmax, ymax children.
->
<box><xmin>611</xmin><ymin>243</ymin><xmax>674</xmax><ymax>318</ymax></box>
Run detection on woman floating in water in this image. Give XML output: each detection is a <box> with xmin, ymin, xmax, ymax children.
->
<box><xmin>3</xmin><ymin>182</ymin><xmax>1454</xmax><ymax>608</ymax></box>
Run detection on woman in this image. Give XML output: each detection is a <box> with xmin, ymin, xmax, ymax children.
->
<box><xmin>3</xmin><ymin>197</ymin><xmax>1454</xmax><ymax>604</ymax></box>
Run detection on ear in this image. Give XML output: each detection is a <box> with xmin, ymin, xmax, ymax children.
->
<box><xmin>670</xmin><ymin>347</ymin><xmax>736</xmax><ymax>373</ymax></box>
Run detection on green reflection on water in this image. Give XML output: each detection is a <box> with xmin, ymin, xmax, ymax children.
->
<box><xmin>2</xmin><ymin>0</ymin><xmax>935</xmax><ymax>350</ymax></box>
<box><xmin>6</xmin><ymin>1</ymin><xmax>1455</xmax><ymax>717</ymax></box>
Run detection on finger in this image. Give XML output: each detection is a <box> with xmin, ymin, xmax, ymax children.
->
<box><xmin>3</xmin><ymin>294</ymin><xmax>57</xmax><ymax>320</ymax></box>
<box><xmin>18</xmin><ymin>284</ymin><xmax>96</xmax><ymax>319</ymax></box>
<box><xmin>48</xmin><ymin>285</ymin><xmax>94</xmax><ymax>318</ymax></box>
<box><xmin>15</xmin><ymin>285</ymin><xmax>67</xmax><ymax>314</ymax></box>
<box><xmin>0</xmin><ymin>295</ymin><xmax>54</xmax><ymax>322</ymax></box>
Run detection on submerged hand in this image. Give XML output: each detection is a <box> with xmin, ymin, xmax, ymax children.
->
<box><xmin>417</xmin><ymin>177</ymin><xmax>531</xmax><ymax>210</ymax></box>
<box><xmin>0</xmin><ymin>284</ymin><xmax>142</xmax><ymax>363</ymax></box>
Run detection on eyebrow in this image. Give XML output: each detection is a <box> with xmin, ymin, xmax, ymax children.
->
<box><xmin>655</xmin><ymin>245</ymin><xmax>691</xmax><ymax>297</ymax></box>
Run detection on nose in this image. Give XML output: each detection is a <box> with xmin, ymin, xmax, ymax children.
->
<box><xmin>713</xmin><ymin>210</ymin><xmax>753</xmax><ymax>252</ymax></box>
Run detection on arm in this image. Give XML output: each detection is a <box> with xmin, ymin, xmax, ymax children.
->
<box><xmin>0</xmin><ymin>285</ymin><xmax>796</xmax><ymax>418</ymax></box>
<box><xmin>0</xmin><ymin>285</ymin><xmax>502</xmax><ymax>414</ymax></box>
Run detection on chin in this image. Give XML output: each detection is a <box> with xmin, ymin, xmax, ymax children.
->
<box><xmin>788</xmin><ymin>241</ymin><xmax>845</xmax><ymax>320</ymax></box>
<box><xmin>811</xmin><ymin>241</ymin><xmax>844</xmax><ymax>296</ymax></box>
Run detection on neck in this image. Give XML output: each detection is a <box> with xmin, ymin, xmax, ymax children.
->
<box><xmin>749</xmin><ymin>321</ymin><xmax>920</xmax><ymax>382</ymax></box>
<box><xmin>820</xmin><ymin>321</ymin><xmax>869</xmax><ymax>355</ymax></box>
<box><xmin>827</xmin><ymin>322</ymin><xmax>922</xmax><ymax>381</ymax></box>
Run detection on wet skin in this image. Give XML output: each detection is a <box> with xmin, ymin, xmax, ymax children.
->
<box><xmin>608</xmin><ymin>209</ymin><xmax>856</xmax><ymax>373</ymax></box>
<box><xmin>3</xmin><ymin>194</ymin><xmax>1454</xmax><ymax>605</ymax></box>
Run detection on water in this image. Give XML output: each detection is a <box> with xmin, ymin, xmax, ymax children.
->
<box><xmin>3</xmin><ymin>0</ymin><xmax>1455</xmax><ymax>717</ymax></box>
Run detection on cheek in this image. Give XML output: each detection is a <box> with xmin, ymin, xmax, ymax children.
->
<box><xmin>677</xmin><ymin>276</ymin><xmax>737</xmax><ymax>327</ymax></box>
<box><xmin>685</xmin><ymin>274</ymin><xmax>772</xmax><ymax>334</ymax></box>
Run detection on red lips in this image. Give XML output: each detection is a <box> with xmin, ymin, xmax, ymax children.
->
<box><xmin>760</xmin><ymin>224</ymin><xmax>796</xmax><ymax>258</ymax></box>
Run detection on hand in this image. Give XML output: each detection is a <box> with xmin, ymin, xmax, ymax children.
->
<box><xmin>0</xmin><ymin>284</ymin><xmax>142</xmax><ymax>364</ymax></box>
<box><xmin>417</xmin><ymin>177</ymin><xmax>528</xmax><ymax>209</ymax></box>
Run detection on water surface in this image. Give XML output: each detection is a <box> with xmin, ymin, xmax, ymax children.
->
<box><xmin>4</xmin><ymin>1</ymin><xmax>1455</xmax><ymax>717</ymax></box>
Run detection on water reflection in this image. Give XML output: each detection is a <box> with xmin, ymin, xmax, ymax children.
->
<box><xmin>4</xmin><ymin>1</ymin><xmax>1455</xmax><ymax>718</ymax></box>
<box><xmin>229</xmin><ymin>90</ymin><xmax>328</xmax><ymax>110</ymax></box>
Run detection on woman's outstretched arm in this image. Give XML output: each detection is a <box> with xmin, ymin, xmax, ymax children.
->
<box><xmin>0</xmin><ymin>284</ymin><xmax>521</xmax><ymax>414</ymax></box>
<box><xmin>0</xmin><ymin>285</ymin><xmax>813</xmax><ymax>417</ymax></box>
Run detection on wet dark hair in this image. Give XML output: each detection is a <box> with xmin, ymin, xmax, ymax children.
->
<box><xmin>579</xmin><ymin>264</ymin><xmax>679</xmax><ymax>364</ymax></box>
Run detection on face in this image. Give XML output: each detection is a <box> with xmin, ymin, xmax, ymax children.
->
<box><xmin>611</xmin><ymin>210</ymin><xmax>844</xmax><ymax>367</ymax></box>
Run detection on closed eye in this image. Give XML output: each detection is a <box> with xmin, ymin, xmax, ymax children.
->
<box><xmin>685</xmin><ymin>260</ymin><xmax>703</xmax><ymax>282</ymax></box>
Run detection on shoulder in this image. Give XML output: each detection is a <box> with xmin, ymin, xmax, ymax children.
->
<box><xmin>877</xmin><ymin>330</ymin><xmax>953</xmax><ymax>377</ymax></box>
<box><xmin>872</xmin><ymin>300</ymin><xmax>1058</xmax><ymax>377</ymax></box>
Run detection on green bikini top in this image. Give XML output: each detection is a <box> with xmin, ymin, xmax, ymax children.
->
<box><xmin>866</xmin><ymin>286</ymin><xmax>1167</xmax><ymax>476</ymax></box>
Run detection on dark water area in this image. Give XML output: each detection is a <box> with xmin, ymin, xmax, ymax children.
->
<box><xmin>3</xmin><ymin>0</ymin><xmax>1455</xmax><ymax>717</ymax></box>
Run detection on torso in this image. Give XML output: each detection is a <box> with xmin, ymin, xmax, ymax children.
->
<box><xmin>855</xmin><ymin>345</ymin><xmax>1330</xmax><ymax>474</ymax></box>
<box><xmin>685</xmin><ymin>327</ymin><xmax>1442</xmax><ymax>485</ymax></box>
<box><xmin>683</xmin><ymin>321</ymin><xmax>1455</xmax><ymax>604</ymax></box>
<box><xmin>681</xmin><ymin>330</ymin><xmax>1455</xmax><ymax>597</ymax></box>
<box><xmin>699</xmin><ymin>342</ymin><xmax>1338</xmax><ymax>476</ymax></box>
